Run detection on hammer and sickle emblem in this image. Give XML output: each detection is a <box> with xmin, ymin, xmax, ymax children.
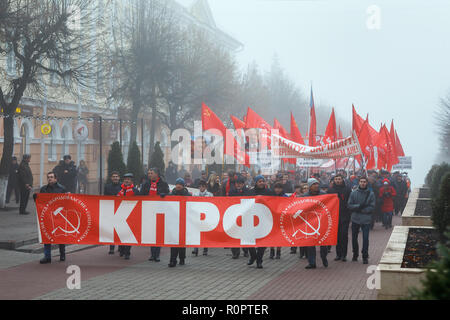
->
<box><xmin>51</xmin><ymin>207</ymin><xmax>81</xmax><ymax>236</ymax></box>
<box><xmin>290</xmin><ymin>209</ymin><xmax>321</xmax><ymax>239</ymax></box>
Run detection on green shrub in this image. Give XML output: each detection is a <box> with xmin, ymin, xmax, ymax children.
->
<box><xmin>432</xmin><ymin>172</ymin><xmax>450</xmax><ymax>242</ymax></box>
<box><xmin>430</xmin><ymin>162</ymin><xmax>450</xmax><ymax>199</ymax></box>
<box><xmin>126</xmin><ymin>141</ymin><xmax>144</xmax><ymax>185</ymax></box>
<box><xmin>148</xmin><ymin>142</ymin><xmax>165</xmax><ymax>175</ymax></box>
<box><xmin>107</xmin><ymin>141</ymin><xmax>127</xmax><ymax>183</ymax></box>
<box><xmin>425</xmin><ymin>164</ymin><xmax>439</xmax><ymax>187</ymax></box>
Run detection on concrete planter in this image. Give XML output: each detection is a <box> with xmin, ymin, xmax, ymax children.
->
<box><xmin>402</xmin><ymin>188</ymin><xmax>433</xmax><ymax>227</ymax></box>
<box><xmin>377</xmin><ymin>226</ymin><xmax>434</xmax><ymax>300</ymax></box>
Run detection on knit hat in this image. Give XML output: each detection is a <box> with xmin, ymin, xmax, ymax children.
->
<box><xmin>175</xmin><ymin>178</ymin><xmax>185</xmax><ymax>186</ymax></box>
<box><xmin>254</xmin><ymin>175</ymin><xmax>265</xmax><ymax>183</ymax></box>
<box><xmin>307</xmin><ymin>178</ymin><xmax>320</xmax><ymax>188</ymax></box>
<box><xmin>383</xmin><ymin>178</ymin><xmax>390</xmax><ymax>185</ymax></box>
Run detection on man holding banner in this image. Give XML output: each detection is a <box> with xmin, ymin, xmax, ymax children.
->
<box><xmin>303</xmin><ymin>178</ymin><xmax>329</xmax><ymax>269</ymax></box>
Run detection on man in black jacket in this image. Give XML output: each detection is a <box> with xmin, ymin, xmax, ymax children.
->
<box><xmin>37</xmin><ymin>172</ymin><xmax>67</xmax><ymax>264</ymax></box>
<box><xmin>104</xmin><ymin>171</ymin><xmax>122</xmax><ymax>255</ymax></box>
<box><xmin>247</xmin><ymin>175</ymin><xmax>273</xmax><ymax>268</ymax></box>
<box><xmin>303</xmin><ymin>178</ymin><xmax>329</xmax><ymax>269</ymax></box>
<box><xmin>168</xmin><ymin>178</ymin><xmax>191</xmax><ymax>267</ymax></box>
<box><xmin>53</xmin><ymin>155</ymin><xmax>77</xmax><ymax>193</ymax></box>
<box><xmin>18</xmin><ymin>154</ymin><xmax>33</xmax><ymax>215</ymax></box>
<box><xmin>140</xmin><ymin>167</ymin><xmax>170</xmax><ymax>262</ymax></box>
<box><xmin>6</xmin><ymin>156</ymin><xmax>20</xmax><ymax>204</ymax></box>
<box><xmin>328</xmin><ymin>174</ymin><xmax>352</xmax><ymax>262</ymax></box>
<box><xmin>228</xmin><ymin>175</ymin><xmax>251</xmax><ymax>259</ymax></box>
<box><xmin>392</xmin><ymin>174</ymin><xmax>408</xmax><ymax>216</ymax></box>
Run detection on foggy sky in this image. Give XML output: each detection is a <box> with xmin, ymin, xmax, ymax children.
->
<box><xmin>208</xmin><ymin>0</ymin><xmax>450</xmax><ymax>187</ymax></box>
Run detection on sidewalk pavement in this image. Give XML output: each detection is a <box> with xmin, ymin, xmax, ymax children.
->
<box><xmin>0</xmin><ymin>207</ymin><xmax>401</xmax><ymax>300</ymax></box>
<box><xmin>0</xmin><ymin>200</ymin><xmax>39</xmax><ymax>250</ymax></box>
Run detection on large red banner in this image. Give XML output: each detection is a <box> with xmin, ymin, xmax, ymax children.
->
<box><xmin>35</xmin><ymin>194</ymin><xmax>339</xmax><ymax>248</ymax></box>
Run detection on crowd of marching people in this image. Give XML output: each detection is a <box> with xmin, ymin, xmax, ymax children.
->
<box><xmin>17</xmin><ymin>153</ymin><xmax>411</xmax><ymax>268</ymax></box>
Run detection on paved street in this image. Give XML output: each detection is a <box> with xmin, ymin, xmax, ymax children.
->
<box><xmin>0</xmin><ymin>204</ymin><xmax>400</xmax><ymax>300</ymax></box>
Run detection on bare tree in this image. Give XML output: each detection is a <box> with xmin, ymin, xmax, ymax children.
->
<box><xmin>158</xmin><ymin>28</ymin><xmax>238</xmax><ymax>132</ymax></box>
<box><xmin>436</xmin><ymin>92</ymin><xmax>450</xmax><ymax>162</ymax></box>
<box><xmin>0</xmin><ymin>0</ymin><xmax>100</xmax><ymax>207</ymax></box>
<box><xmin>110</xmin><ymin>0</ymin><xmax>181</xmax><ymax>156</ymax></box>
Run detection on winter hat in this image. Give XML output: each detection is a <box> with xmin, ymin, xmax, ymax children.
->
<box><xmin>254</xmin><ymin>175</ymin><xmax>265</xmax><ymax>183</ymax></box>
<box><xmin>175</xmin><ymin>178</ymin><xmax>186</xmax><ymax>186</ymax></box>
<box><xmin>307</xmin><ymin>178</ymin><xmax>320</xmax><ymax>188</ymax></box>
<box><xmin>383</xmin><ymin>178</ymin><xmax>390</xmax><ymax>185</ymax></box>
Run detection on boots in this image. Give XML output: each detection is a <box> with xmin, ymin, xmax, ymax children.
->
<box><xmin>269</xmin><ymin>248</ymin><xmax>275</xmax><ymax>259</ymax></box>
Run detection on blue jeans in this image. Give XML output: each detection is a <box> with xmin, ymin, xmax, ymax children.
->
<box><xmin>44</xmin><ymin>244</ymin><xmax>65</xmax><ymax>259</ymax></box>
<box><xmin>382</xmin><ymin>211</ymin><xmax>393</xmax><ymax>227</ymax></box>
<box><xmin>351</xmin><ymin>223</ymin><xmax>370</xmax><ymax>259</ymax></box>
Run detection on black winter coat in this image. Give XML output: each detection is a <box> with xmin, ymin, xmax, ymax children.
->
<box><xmin>140</xmin><ymin>179</ymin><xmax>170</xmax><ymax>196</ymax></box>
<box><xmin>250</xmin><ymin>186</ymin><xmax>274</xmax><ymax>196</ymax></box>
<box><xmin>53</xmin><ymin>161</ymin><xmax>77</xmax><ymax>191</ymax></box>
<box><xmin>170</xmin><ymin>187</ymin><xmax>192</xmax><ymax>196</ymax></box>
<box><xmin>104</xmin><ymin>182</ymin><xmax>122</xmax><ymax>196</ymax></box>
<box><xmin>228</xmin><ymin>187</ymin><xmax>251</xmax><ymax>196</ymax></box>
<box><xmin>40</xmin><ymin>183</ymin><xmax>66</xmax><ymax>194</ymax></box>
<box><xmin>328</xmin><ymin>182</ymin><xmax>352</xmax><ymax>222</ymax></box>
<box><xmin>18</xmin><ymin>160</ymin><xmax>33</xmax><ymax>187</ymax></box>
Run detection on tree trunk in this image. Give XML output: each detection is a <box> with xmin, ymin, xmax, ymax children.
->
<box><xmin>0</xmin><ymin>114</ymin><xmax>15</xmax><ymax>208</ymax></box>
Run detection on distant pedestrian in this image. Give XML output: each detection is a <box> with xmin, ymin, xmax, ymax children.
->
<box><xmin>192</xmin><ymin>180</ymin><xmax>212</xmax><ymax>257</ymax></box>
<box><xmin>165</xmin><ymin>161</ymin><xmax>178</xmax><ymax>185</ymax></box>
<box><xmin>229</xmin><ymin>175</ymin><xmax>251</xmax><ymax>260</ymax></box>
<box><xmin>207</xmin><ymin>173</ymin><xmax>221</xmax><ymax>196</ymax></box>
<box><xmin>328</xmin><ymin>174</ymin><xmax>352</xmax><ymax>262</ymax></box>
<box><xmin>347</xmin><ymin>176</ymin><xmax>376</xmax><ymax>264</ymax></box>
<box><xmin>303</xmin><ymin>178</ymin><xmax>328</xmax><ymax>269</ymax></box>
<box><xmin>53</xmin><ymin>155</ymin><xmax>77</xmax><ymax>193</ymax></box>
<box><xmin>36</xmin><ymin>172</ymin><xmax>67</xmax><ymax>264</ymax></box>
<box><xmin>393</xmin><ymin>174</ymin><xmax>408</xmax><ymax>216</ymax></box>
<box><xmin>117</xmin><ymin>173</ymin><xmax>139</xmax><ymax>260</ymax></box>
<box><xmin>77</xmin><ymin>160</ymin><xmax>89</xmax><ymax>194</ymax></box>
<box><xmin>247</xmin><ymin>175</ymin><xmax>273</xmax><ymax>268</ymax></box>
<box><xmin>140</xmin><ymin>167</ymin><xmax>170</xmax><ymax>262</ymax></box>
<box><xmin>6</xmin><ymin>156</ymin><xmax>20</xmax><ymax>204</ymax></box>
<box><xmin>17</xmin><ymin>154</ymin><xmax>33</xmax><ymax>215</ymax></box>
<box><xmin>379</xmin><ymin>178</ymin><xmax>396</xmax><ymax>229</ymax></box>
<box><xmin>104</xmin><ymin>171</ymin><xmax>122</xmax><ymax>255</ymax></box>
<box><xmin>168</xmin><ymin>178</ymin><xmax>191</xmax><ymax>267</ymax></box>
<box><xmin>270</xmin><ymin>183</ymin><xmax>287</xmax><ymax>260</ymax></box>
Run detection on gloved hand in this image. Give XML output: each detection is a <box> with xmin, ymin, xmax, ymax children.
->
<box><xmin>160</xmin><ymin>193</ymin><xmax>167</xmax><ymax>198</ymax></box>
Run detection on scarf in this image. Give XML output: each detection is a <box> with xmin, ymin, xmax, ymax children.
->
<box><xmin>118</xmin><ymin>184</ymin><xmax>135</xmax><ymax>197</ymax></box>
<box><xmin>149</xmin><ymin>178</ymin><xmax>159</xmax><ymax>196</ymax></box>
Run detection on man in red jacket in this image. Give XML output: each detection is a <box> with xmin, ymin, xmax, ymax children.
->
<box><xmin>379</xmin><ymin>178</ymin><xmax>396</xmax><ymax>229</ymax></box>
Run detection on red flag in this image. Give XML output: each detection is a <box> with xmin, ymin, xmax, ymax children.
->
<box><xmin>290</xmin><ymin>112</ymin><xmax>305</xmax><ymax>145</ymax></box>
<box><xmin>273</xmin><ymin>118</ymin><xmax>290</xmax><ymax>139</ymax></box>
<box><xmin>309</xmin><ymin>90</ymin><xmax>317</xmax><ymax>147</ymax></box>
<box><xmin>358</xmin><ymin>120</ymin><xmax>376</xmax><ymax>169</ymax></box>
<box><xmin>375</xmin><ymin>124</ymin><xmax>398</xmax><ymax>171</ymax></box>
<box><xmin>389</xmin><ymin>120</ymin><xmax>398</xmax><ymax>157</ymax></box>
<box><xmin>395</xmin><ymin>130</ymin><xmax>405</xmax><ymax>157</ymax></box>
<box><xmin>352</xmin><ymin>104</ymin><xmax>365</xmax><ymax>135</ymax></box>
<box><xmin>323</xmin><ymin>108</ymin><xmax>337</xmax><ymax>144</ymax></box>
<box><xmin>245</xmin><ymin>107</ymin><xmax>273</xmax><ymax>150</ymax></box>
<box><xmin>231</xmin><ymin>115</ymin><xmax>245</xmax><ymax>130</ymax></box>
<box><xmin>202</xmin><ymin>103</ymin><xmax>250</xmax><ymax>167</ymax></box>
